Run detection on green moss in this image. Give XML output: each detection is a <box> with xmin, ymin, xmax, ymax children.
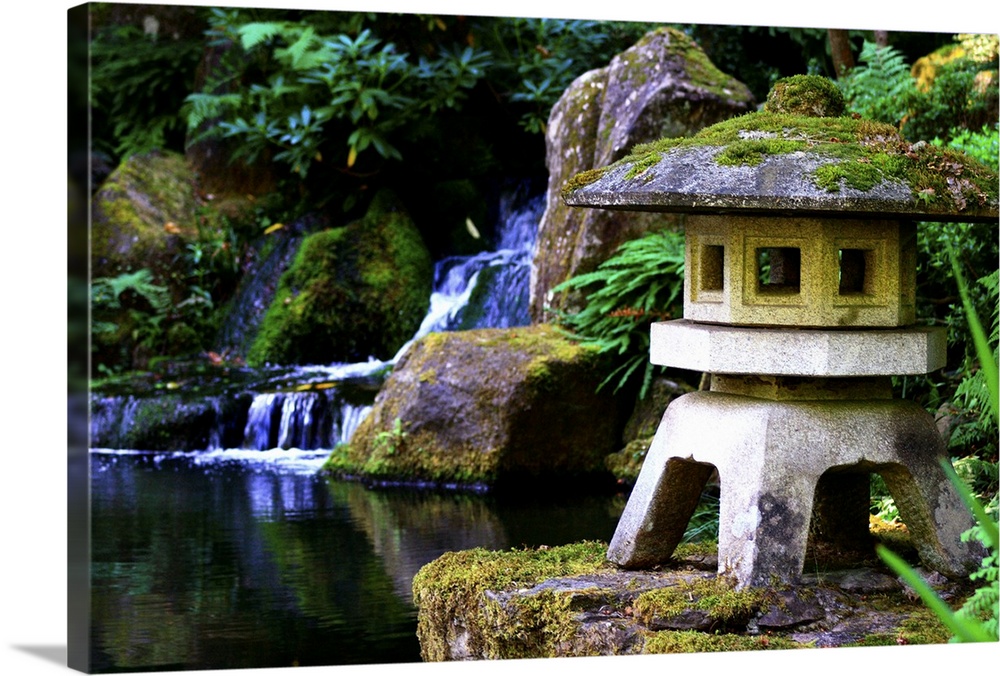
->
<box><xmin>644</xmin><ymin>630</ymin><xmax>802</xmax><ymax>653</ymax></box>
<box><xmin>648</xmin><ymin>27</ymin><xmax>752</xmax><ymax>102</ymax></box>
<box><xmin>247</xmin><ymin>190</ymin><xmax>432</xmax><ymax>365</ymax></box>
<box><xmin>643</xmin><ymin>631</ymin><xmax>807</xmax><ymax>655</ymax></box>
<box><xmin>673</xmin><ymin>541</ymin><xmax>719</xmax><ymax>558</ymax></box>
<box><xmin>563</xmin><ymin>166</ymin><xmax>610</xmax><ymax>192</ymax></box>
<box><xmin>412</xmin><ymin>541</ymin><xmax>611</xmax><ymax>661</ymax></box>
<box><xmin>624</xmin><ymin>151</ymin><xmax>664</xmax><ymax>180</ymax></box>
<box><xmin>633</xmin><ymin>577</ymin><xmax>766</xmax><ymax>627</ymax></box>
<box><xmin>568</xmin><ymin>97</ymin><xmax>998</xmax><ymax>212</ymax></box>
<box><xmin>715</xmin><ymin>138</ymin><xmax>805</xmax><ymax>166</ymax></box>
<box><xmin>605</xmin><ymin>438</ymin><xmax>650</xmax><ymax>484</ymax></box>
<box><xmin>764</xmin><ymin>74</ymin><xmax>846</xmax><ymax>117</ymax></box>
<box><xmin>845</xmin><ymin>605</ymin><xmax>951</xmax><ymax>647</ymax></box>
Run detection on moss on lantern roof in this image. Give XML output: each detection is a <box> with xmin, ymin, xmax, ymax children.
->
<box><xmin>563</xmin><ymin>76</ymin><xmax>998</xmax><ymax>217</ymax></box>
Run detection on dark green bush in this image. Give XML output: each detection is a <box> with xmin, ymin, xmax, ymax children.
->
<box><xmin>90</xmin><ymin>23</ymin><xmax>205</xmax><ymax>161</ymax></box>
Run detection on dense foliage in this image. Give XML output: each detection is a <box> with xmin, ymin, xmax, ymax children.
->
<box><xmin>90</xmin><ymin>23</ymin><xmax>205</xmax><ymax>161</ymax></box>
<box><xmin>838</xmin><ymin>35</ymin><xmax>999</xmax><ymax>143</ymax></box>
<box><xmin>179</xmin><ymin>10</ymin><xmax>656</xmax><ymax>196</ymax></box>
<box><xmin>837</xmin><ymin>37</ymin><xmax>998</xmax><ymax>489</ymax></box>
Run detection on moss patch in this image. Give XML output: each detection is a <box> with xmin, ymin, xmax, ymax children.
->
<box><xmin>644</xmin><ymin>630</ymin><xmax>801</xmax><ymax>653</ymax></box>
<box><xmin>844</xmin><ymin>605</ymin><xmax>952</xmax><ymax>647</ymax></box>
<box><xmin>412</xmin><ymin>541</ymin><xmax>611</xmax><ymax>661</ymax></box>
<box><xmin>633</xmin><ymin>576</ymin><xmax>766</xmax><ymax>628</ymax></box>
<box><xmin>247</xmin><ymin>190</ymin><xmax>432</xmax><ymax>365</ymax></box>
<box><xmin>764</xmin><ymin>74</ymin><xmax>846</xmax><ymax>117</ymax></box>
<box><xmin>564</xmin><ymin>79</ymin><xmax>998</xmax><ymax>213</ymax></box>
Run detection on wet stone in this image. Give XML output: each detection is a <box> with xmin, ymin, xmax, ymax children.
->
<box><xmin>757</xmin><ymin>590</ymin><xmax>827</xmax><ymax>629</ymax></box>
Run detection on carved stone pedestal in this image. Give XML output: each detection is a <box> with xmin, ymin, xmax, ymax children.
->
<box><xmin>607</xmin><ymin>385</ymin><xmax>984</xmax><ymax>588</ymax></box>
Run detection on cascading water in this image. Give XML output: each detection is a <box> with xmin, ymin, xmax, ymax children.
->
<box><xmin>90</xmin><ymin>185</ymin><xmax>544</xmax><ymax>460</ymax></box>
<box><xmin>393</xmin><ymin>189</ymin><xmax>543</xmax><ymax>358</ymax></box>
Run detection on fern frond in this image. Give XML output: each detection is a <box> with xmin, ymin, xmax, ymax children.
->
<box><xmin>238</xmin><ymin>22</ymin><xmax>287</xmax><ymax>51</ymax></box>
<box><xmin>554</xmin><ymin>228</ymin><xmax>685</xmax><ymax>397</ymax></box>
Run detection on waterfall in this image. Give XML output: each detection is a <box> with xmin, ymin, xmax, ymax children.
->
<box><xmin>392</xmin><ymin>188</ymin><xmax>544</xmax><ymax>359</ymax></box>
<box><xmin>91</xmin><ymin>185</ymin><xmax>544</xmax><ymax>456</ymax></box>
<box><xmin>242</xmin><ymin>391</ymin><xmax>372</xmax><ymax>451</ymax></box>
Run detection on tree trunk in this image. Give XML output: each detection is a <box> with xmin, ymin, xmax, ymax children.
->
<box><xmin>828</xmin><ymin>29</ymin><xmax>855</xmax><ymax>78</ymax></box>
<box><xmin>874</xmin><ymin>30</ymin><xmax>890</xmax><ymax>48</ymax></box>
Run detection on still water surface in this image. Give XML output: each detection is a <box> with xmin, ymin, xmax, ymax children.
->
<box><xmin>89</xmin><ymin>450</ymin><xmax>624</xmax><ymax>672</ymax></box>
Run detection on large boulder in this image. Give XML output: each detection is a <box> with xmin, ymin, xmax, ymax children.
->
<box><xmin>91</xmin><ymin>150</ymin><xmax>202</xmax><ymax>282</ymax></box>
<box><xmin>530</xmin><ymin>27</ymin><xmax>754</xmax><ymax>321</ymax></box>
<box><xmin>324</xmin><ymin>325</ymin><xmax>627</xmax><ymax>488</ymax></box>
<box><xmin>90</xmin><ymin>150</ymin><xmax>235</xmax><ymax>370</ymax></box>
<box><xmin>247</xmin><ymin>191</ymin><xmax>433</xmax><ymax>365</ymax></box>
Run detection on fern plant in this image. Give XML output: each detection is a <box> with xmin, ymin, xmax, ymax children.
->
<box><xmin>838</xmin><ymin>40</ymin><xmax>917</xmax><ymax>128</ymax></box>
<box><xmin>90</xmin><ymin>23</ymin><xmax>205</xmax><ymax>161</ymax></box>
<box><xmin>552</xmin><ymin>229</ymin><xmax>685</xmax><ymax>399</ymax></box>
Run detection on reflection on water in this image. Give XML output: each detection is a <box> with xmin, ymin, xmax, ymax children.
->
<box><xmin>89</xmin><ymin>451</ymin><xmax>624</xmax><ymax>672</ymax></box>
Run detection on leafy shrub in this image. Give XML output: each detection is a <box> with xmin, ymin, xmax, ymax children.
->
<box><xmin>90</xmin><ymin>24</ymin><xmax>205</xmax><ymax>161</ymax></box>
<box><xmin>185</xmin><ymin>8</ymin><xmax>492</xmax><ymax>177</ymax></box>
<box><xmin>184</xmin><ymin>11</ymin><xmax>657</xmax><ymax>179</ymax></box>
<box><xmin>904</xmin><ymin>54</ymin><xmax>999</xmax><ymax>143</ymax></box>
<box><xmin>839</xmin><ymin>36</ymin><xmax>999</xmax><ymax>144</ymax></box>
<box><xmin>553</xmin><ymin>229</ymin><xmax>685</xmax><ymax>398</ymax></box>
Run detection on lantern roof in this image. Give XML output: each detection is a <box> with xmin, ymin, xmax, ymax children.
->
<box><xmin>562</xmin><ymin>75</ymin><xmax>998</xmax><ymax>223</ymax></box>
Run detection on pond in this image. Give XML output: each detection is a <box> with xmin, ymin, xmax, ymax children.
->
<box><xmin>87</xmin><ymin>449</ymin><xmax>625</xmax><ymax>672</ymax></box>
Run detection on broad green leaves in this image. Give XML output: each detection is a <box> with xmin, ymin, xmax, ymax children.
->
<box><xmin>185</xmin><ymin>16</ymin><xmax>492</xmax><ymax>175</ymax></box>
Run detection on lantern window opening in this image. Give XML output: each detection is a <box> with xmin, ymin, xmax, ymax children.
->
<box><xmin>838</xmin><ymin>248</ymin><xmax>873</xmax><ymax>296</ymax></box>
<box><xmin>700</xmin><ymin>244</ymin><xmax>725</xmax><ymax>292</ymax></box>
<box><xmin>755</xmin><ymin>247</ymin><xmax>801</xmax><ymax>295</ymax></box>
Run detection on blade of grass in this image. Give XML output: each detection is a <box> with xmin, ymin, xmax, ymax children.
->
<box><xmin>945</xmin><ymin>239</ymin><xmax>999</xmax><ymax>425</ymax></box>
<box><xmin>876</xmin><ymin>544</ymin><xmax>993</xmax><ymax>642</ymax></box>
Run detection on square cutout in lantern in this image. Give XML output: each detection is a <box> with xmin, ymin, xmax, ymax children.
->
<box><xmin>838</xmin><ymin>248</ymin><xmax>874</xmax><ymax>295</ymax></box>
<box><xmin>700</xmin><ymin>245</ymin><xmax>725</xmax><ymax>292</ymax></box>
<box><xmin>755</xmin><ymin>247</ymin><xmax>801</xmax><ymax>294</ymax></box>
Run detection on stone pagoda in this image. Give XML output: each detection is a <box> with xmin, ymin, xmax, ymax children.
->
<box><xmin>563</xmin><ymin>75</ymin><xmax>998</xmax><ymax>588</ymax></box>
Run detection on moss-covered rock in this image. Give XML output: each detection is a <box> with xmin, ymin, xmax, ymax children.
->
<box><xmin>531</xmin><ymin>27</ymin><xmax>754</xmax><ymax>321</ymax></box>
<box><xmin>90</xmin><ymin>391</ymin><xmax>252</xmax><ymax>451</ymax></box>
<box><xmin>412</xmin><ymin>540</ymin><xmax>963</xmax><ymax>661</ymax></box>
<box><xmin>247</xmin><ymin>191</ymin><xmax>433</xmax><ymax>365</ymax></box>
<box><xmin>91</xmin><ymin>150</ymin><xmax>202</xmax><ymax>281</ymax></box>
<box><xmin>412</xmin><ymin>541</ymin><xmax>614</xmax><ymax>660</ymax></box>
<box><xmin>764</xmin><ymin>74</ymin><xmax>846</xmax><ymax>117</ymax></box>
<box><xmin>90</xmin><ymin>150</ymin><xmax>235</xmax><ymax>371</ymax></box>
<box><xmin>323</xmin><ymin>324</ymin><xmax>626</xmax><ymax>487</ymax></box>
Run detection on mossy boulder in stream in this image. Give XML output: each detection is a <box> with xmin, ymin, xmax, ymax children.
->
<box><xmin>247</xmin><ymin>191</ymin><xmax>433</xmax><ymax>365</ymax></box>
<box><xmin>324</xmin><ymin>325</ymin><xmax>626</xmax><ymax>487</ymax></box>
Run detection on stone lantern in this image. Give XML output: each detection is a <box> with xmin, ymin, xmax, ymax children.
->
<box><xmin>563</xmin><ymin>75</ymin><xmax>998</xmax><ymax>588</ymax></box>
